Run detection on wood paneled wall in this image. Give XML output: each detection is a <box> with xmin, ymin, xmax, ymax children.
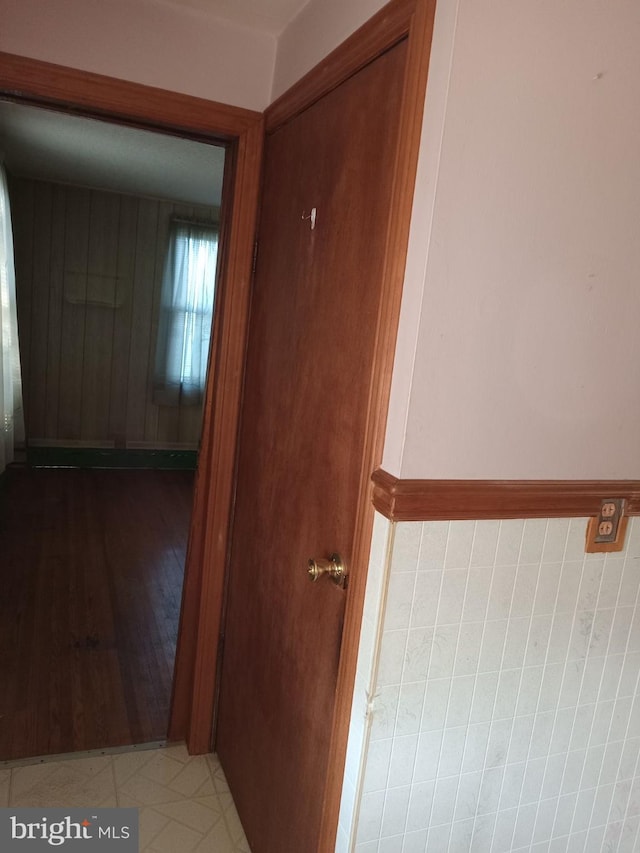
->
<box><xmin>9</xmin><ymin>175</ymin><xmax>219</xmax><ymax>449</ymax></box>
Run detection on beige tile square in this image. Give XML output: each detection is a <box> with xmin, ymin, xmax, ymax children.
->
<box><xmin>206</xmin><ymin>754</ymin><xmax>230</xmax><ymax>794</ymax></box>
<box><xmin>9</xmin><ymin>761</ymin><xmax>60</xmax><ymax>798</ymax></box>
<box><xmin>114</xmin><ymin>750</ymin><xmax>162</xmax><ymax>787</ymax></box>
<box><xmin>146</xmin><ymin>813</ymin><xmax>204</xmax><ymax>853</ymax></box>
<box><xmin>193</xmin><ymin>817</ymin><xmax>238</xmax><ymax>853</ymax></box>
<box><xmin>166</xmin><ymin>758</ymin><xmax>214</xmax><ymax>799</ymax></box>
<box><xmin>137</xmin><ymin>806</ymin><xmax>172</xmax><ymax>850</ymax></box>
<box><xmin>139</xmin><ymin>797</ymin><xmax>227</xmax><ymax>852</ymax></box>
<box><xmin>218</xmin><ymin>792</ymin><xmax>248</xmax><ymax>844</ymax></box>
<box><xmin>118</xmin><ymin>784</ymin><xmax>181</xmax><ymax>809</ymax></box>
<box><xmin>161</xmin><ymin>743</ymin><xmax>193</xmax><ymax>764</ymax></box>
<box><xmin>10</xmin><ymin>757</ymin><xmax>116</xmax><ymax>807</ymax></box>
<box><xmin>115</xmin><ymin>749</ymin><xmax>214</xmax><ymax>805</ymax></box>
<box><xmin>118</xmin><ymin>770</ymin><xmax>214</xmax><ymax>807</ymax></box>
<box><xmin>154</xmin><ymin>796</ymin><xmax>222</xmax><ymax>834</ymax></box>
<box><xmin>116</xmin><ymin>750</ymin><xmax>184</xmax><ymax>787</ymax></box>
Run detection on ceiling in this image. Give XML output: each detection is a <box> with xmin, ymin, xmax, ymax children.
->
<box><xmin>159</xmin><ymin>0</ymin><xmax>310</xmax><ymax>34</ymax></box>
<box><xmin>0</xmin><ymin>101</ymin><xmax>226</xmax><ymax>208</ymax></box>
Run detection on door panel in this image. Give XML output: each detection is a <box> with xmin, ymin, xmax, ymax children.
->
<box><xmin>216</xmin><ymin>40</ymin><xmax>408</xmax><ymax>853</ymax></box>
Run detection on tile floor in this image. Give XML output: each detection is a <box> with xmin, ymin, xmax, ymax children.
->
<box><xmin>0</xmin><ymin>744</ymin><xmax>251</xmax><ymax>852</ymax></box>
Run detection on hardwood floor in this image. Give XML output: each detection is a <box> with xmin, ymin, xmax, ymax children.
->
<box><xmin>0</xmin><ymin>467</ymin><xmax>193</xmax><ymax>761</ymax></box>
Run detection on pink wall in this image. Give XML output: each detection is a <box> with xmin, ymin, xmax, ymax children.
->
<box><xmin>384</xmin><ymin>0</ymin><xmax>640</xmax><ymax>480</ymax></box>
<box><xmin>271</xmin><ymin>0</ymin><xmax>388</xmax><ymax>99</ymax></box>
<box><xmin>0</xmin><ymin>0</ymin><xmax>276</xmax><ymax>110</ymax></box>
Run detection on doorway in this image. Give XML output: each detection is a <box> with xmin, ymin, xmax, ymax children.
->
<box><xmin>0</xmin><ymin>53</ymin><xmax>264</xmax><ymax>762</ymax></box>
<box><xmin>0</xmin><ymin>54</ymin><xmax>263</xmax><ymax>853</ymax></box>
<box><xmin>0</xmin><ymin>102</ymin><xmax>226</xmax><ymax>761</ymax></box>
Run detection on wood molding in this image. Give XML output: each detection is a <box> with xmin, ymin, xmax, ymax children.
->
<box><xmin>0</xmin><ymin>51</ymin><xmax>259</xmax><ymax>138</ymax></box>
<box><xmin>181</xmin><ymin>118</ymin><xmax>264</xmax><ymax>752</ymax></box>
<box><xmin>372</xmin><ymin>469</ymin><xmax>640</xmax><ymax>521</ymax></box>
<box><xmin>0</xmin><ymin>52</ymin><xmax>264</xmax><ymax>755</ymax></box>
<box><xmin>317</xmin><ymin>0</ymin><xmax>437</xmax><ymax>850</ymax></box>
<box><xmin>265</xmin><ymin>0</ymin><xmax>414</xmax><ymax>134</ymax></box>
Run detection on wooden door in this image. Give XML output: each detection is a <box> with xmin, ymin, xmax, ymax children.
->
<box><xmin>216</xmin><ymin>40</ymin><xmax>408</xmax><ymax>853</ymax></box>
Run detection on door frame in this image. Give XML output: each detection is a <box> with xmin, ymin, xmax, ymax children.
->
<box><xmin>0</xmin><ymin>49</ymin><xmax>263</xmax><ymax>748</ymax></box>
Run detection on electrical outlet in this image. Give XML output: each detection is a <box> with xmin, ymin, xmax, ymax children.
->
<box><xmin>585</xmin><ymin>498</ymin><xmax>628</xmax><ymax>553</ymax></box>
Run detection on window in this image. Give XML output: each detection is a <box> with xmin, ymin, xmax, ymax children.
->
<box><xmin>153</xmin><ymin>220</ymin><xmax>218</xmax><ymax>407</ymax></box>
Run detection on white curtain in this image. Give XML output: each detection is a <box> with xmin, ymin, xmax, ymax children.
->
<box><xmin>0</xmin><ymin>163</ymin><xmax>24</xmax><ymax>475</ymax></box>
<box><xmin>153</xmin><ymin>221</ymin><xmax>218</xmax><ymax>407</ymax></box>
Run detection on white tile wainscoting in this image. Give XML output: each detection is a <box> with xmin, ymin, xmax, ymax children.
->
<box><xmin>339</xmin><ymin>515</ymin><xmax>640</xmax><ymax>853</ymax></box>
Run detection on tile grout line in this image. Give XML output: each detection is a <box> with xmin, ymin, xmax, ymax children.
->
<box><xmin>593</xmin><ymin>518</ymin><xmax>640</xmax><ymax>851</ymax></box>
<box><xmin>501</xmin><ymin>518</ymin><xmax>571</xmax><ymax>851</ymax></box>
<box><xmin>565</xmin><ymin>534</ymin><xmax>638</xmax><ymax>845</ymax></box>
<box><xmin>442</xmin><ymin>519</ymin><xmax>500</xmax><ymax>853</ymax></box>
<box><xmin>391</xmin><ymin>521</ymin><xmax>440</xmax><ymax>850</ymax></box>
<box><xmin>429</xmin><ymin>519</ymin><xmax>480</xmax><ymax>850</ymax></box>
<box><xmin>525</xmin><ymin>522</ymin><xmax>593</xmax><ymax>847</ymax></box>
<box><xmin>543</xmin><ymin>542</ymin><xmax>603</xmax><ymax>845</ymax></box>
<box><xmin>378</xmin><ymin>521</ymin><xmax>444</xmax><ymax>851</ymax></box>
<box><xmin>407</xmin><ymin>519</ymin><xmax>456</xmax><ymax>848</ymax></box>
<box><xmin>463</xmin><ymin>518</ymin><xmax>528</xmax><ymax>852</ymax></box>
<box><xmin>126</xmin><ymin>750</ymin><xmax>237</xmax><ymax>850</ymax></box>
<box><xmin>473</xmin><ymin>518</ymin><xmax>550</xmax><ymax>852</ymax></box>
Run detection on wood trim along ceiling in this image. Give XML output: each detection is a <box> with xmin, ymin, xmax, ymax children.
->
<box><xmin>0</xmin><ymin>51</ymin><xmax>265</xmax><ymax>755</ymax></box>
<box><xmin>372</xmin><ymin>468</ymin><xmax>640</xmax><ymax>521</ymax></box>
<box><xmin>0</xmin><ymin>52</ymin><xmax>259</xmax><ymax>137</ymax></box>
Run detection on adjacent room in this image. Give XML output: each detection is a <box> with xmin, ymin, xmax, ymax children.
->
<box><xmin>0</xmin><ymin>101</ymin><xmax>226</xmax><ymax>761</ymax></box>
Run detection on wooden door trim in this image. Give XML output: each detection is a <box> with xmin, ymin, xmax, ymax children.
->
<box><xmin>0</xmin><ymin>52</ymin><xmax>259</xmax><ymax>136</ymax></box>
<box><xmin>0</xmin><ymin>51</ymin><xmax>264</xmax><ymax>754</ymax></box>
<box><xmin>176</xmin><ymin>119</ymin><xmax>264</xmax><ymax>751</ymax></box>
<box><xmin>372</xmin><ymin>468</ymin><xmax>640</xmax><ymax>521</ymax></box>
<box><xmin>307</xmin><ymin>0</ymin><xmax>437</xmax><ymax>849</ymax></box>
<box><xmin>265</xmin><ymin>0</ymin><xmax>414</xmax><ymax>134</ymax></box>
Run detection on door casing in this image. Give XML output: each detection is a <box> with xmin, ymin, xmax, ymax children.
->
<box><xmin>0</xmin><ymin>0</ymin><xmax>436</xmax><ymax>846</ymax></box>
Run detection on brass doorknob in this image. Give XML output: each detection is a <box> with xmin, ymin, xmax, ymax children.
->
<box><xmin>307</xmin><ymin>553</ymin><xmax>347</xmax><ymax>588</ymax></box>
